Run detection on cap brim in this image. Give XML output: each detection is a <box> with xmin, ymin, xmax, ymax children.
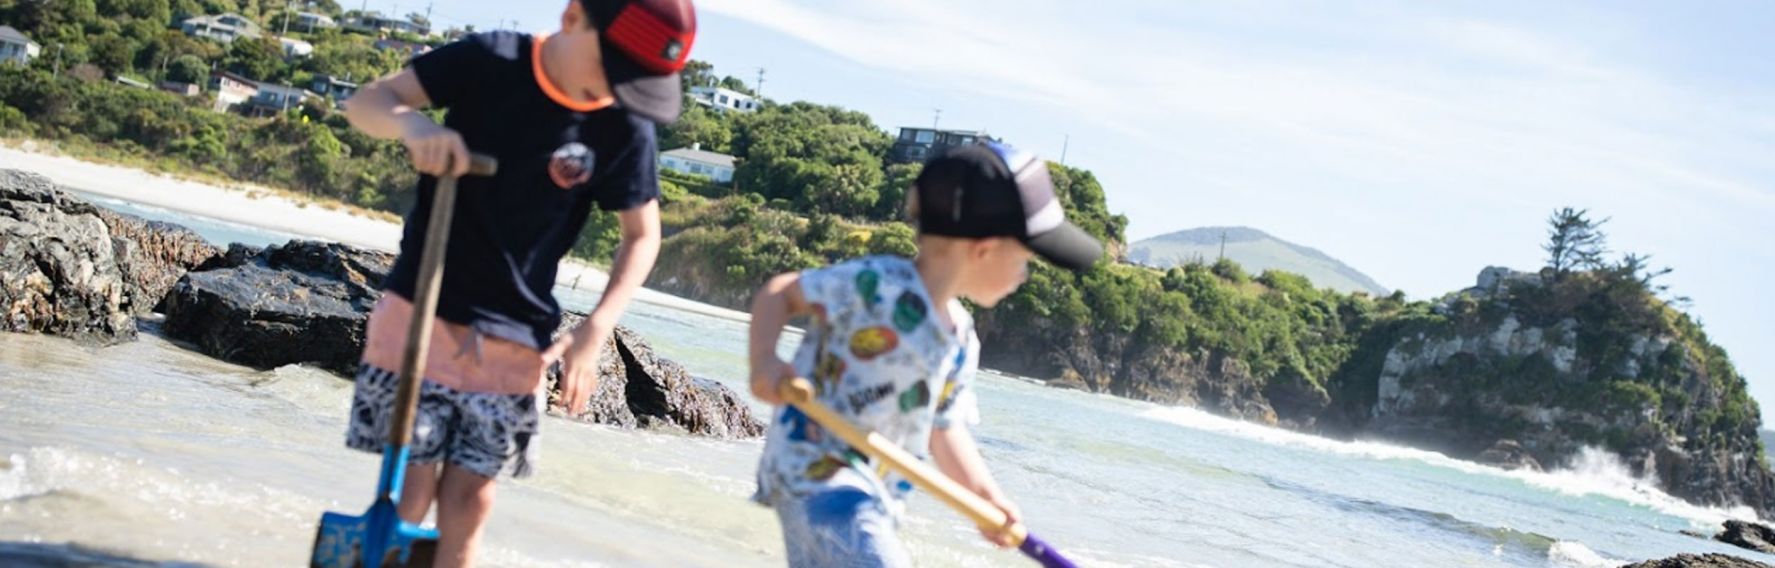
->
<box><xmin>1025</xmin><ymin>222</ymin><xmax>1102</xmax><ymax>272</ymax></box>
<box><xmin>605</xmin><ymin>51</ymin><xmax>683</xmax><ymax>124</ymax></box>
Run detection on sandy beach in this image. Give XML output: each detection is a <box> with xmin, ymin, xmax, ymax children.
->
<box><xmin>0</xmin><ymin>143</ymin><xmax>750</xmax><ymax>322</ymax></box>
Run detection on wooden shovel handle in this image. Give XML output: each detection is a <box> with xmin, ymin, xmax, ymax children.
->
<box><xmin>389</xmin><ymin>153</ymin><xmax>498</xmax><ymax>448</ymax></box>
<box><xmin>778</xmin><ymin>378</ymin><xmax>1029</xmax><ymax>545</ymax></box>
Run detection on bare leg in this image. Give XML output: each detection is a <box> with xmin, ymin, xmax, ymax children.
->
<box><xmin>432</xmin><ymin>464</ymin><xmax>497</xmax><ymax>567</ymax></box>
<box><xmin>398</xmin><ymin>462</ymin><xmax>441</xmax><ymax>524</ymax></box>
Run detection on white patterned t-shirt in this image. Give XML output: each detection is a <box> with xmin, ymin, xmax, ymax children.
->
<box><xmin>752</xmin><ymin>256</ymin><xmax>981</xmax><ymax>507</ymax></box>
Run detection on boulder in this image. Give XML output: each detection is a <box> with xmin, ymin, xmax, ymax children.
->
<box><xmin>160</xmin><ymin>240</ymin><xmax>391</xmax><ymax>375</ymax></box>
<box><xmin>1476</xmin><ymin>439</ymin><xmax>1544</xmax><ymax>472</ymax></box>
<box><xmin>1716</xmin><ymin>520</ymin><xmax>1775</xmax><ymax>555</ymax></box>
<box><xmin>0</xmin><ymin>170</ymin><xmax>136</xmax><ymax>344</ymax></box>
<box><xmin>157</xmin><ymin>239</ymin><xmax>761</xmax><ymax>438</ymax></box>
<box><xmin>548</xmin><ymin>313</ymin><xmax>763</xmax><ymax>439</ymax></box>
<box><xmin>93</xmin><ymin>208</ymin><xmax>222</xmax><ymax>313</ymax></box>
<box><xmin>1619</xmin><ymin>553</ymin><xmax>1773</xmax><ymax>568</ymax></box>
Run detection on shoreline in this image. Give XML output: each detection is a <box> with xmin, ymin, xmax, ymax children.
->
<box><xmin>0</xmin><ymin>144</ymin><xmax>753</xmax><ymax>323</ymax></box>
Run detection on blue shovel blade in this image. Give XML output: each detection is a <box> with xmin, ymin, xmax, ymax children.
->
<box><xmin>312</xmin><ymin>500</ymin><xmax>438</xmax><ymax>568</ymax></box>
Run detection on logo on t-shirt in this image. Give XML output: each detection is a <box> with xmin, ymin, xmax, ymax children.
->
<box><xmin>547</xmin><ymin>142</ymin><xmax>596</xmax><ymax>189</ymax></box>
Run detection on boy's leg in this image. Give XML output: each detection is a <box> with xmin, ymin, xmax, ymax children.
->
<box><xmin>398</xmin><ymin>462</ymin><xmax>441</xmax><ymax>524</ymax></box>
<box><xmin>434</xmin><ymin>464</ymin><xmax>498</xmax><ymax>567</ymax></box>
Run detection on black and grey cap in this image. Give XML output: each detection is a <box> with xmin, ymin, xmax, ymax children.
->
<box><xmin>912</xmin><ymin>142</ymin><xmax>1103</xmax><ymax>272</ymax></box>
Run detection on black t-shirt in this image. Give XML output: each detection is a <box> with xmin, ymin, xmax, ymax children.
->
<box><xmin>382</xmin><ymin>31</ymin><xmax>659</xmax><ymax>349</ymax></box>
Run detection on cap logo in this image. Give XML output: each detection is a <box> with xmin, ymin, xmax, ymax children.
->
<box><xmin>608</xmin><ymin>3</ymin><xmax>695</xmax><ymax>74</ymax></box>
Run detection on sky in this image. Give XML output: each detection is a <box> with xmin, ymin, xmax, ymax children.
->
<box><xmin>396</xmin><ymin>1</ymin><xmax>1774</xmax><ymax>422</ymax></box>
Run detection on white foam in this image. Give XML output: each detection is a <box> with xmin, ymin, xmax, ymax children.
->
<box><xmin>1138</xmin><ymin>405</ymin><xmax>1759</xmax><ymax>527</ymax></box>
<box><xmin>1547</xmin><ymin>540</ymin><xmax>1619</xmax><ymax>568</ymax></box>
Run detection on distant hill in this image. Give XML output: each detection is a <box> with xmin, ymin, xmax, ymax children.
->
<box><xmin>1129</xmin><ymin>227</ymin><xmax>1389</xmax><ymax>296</ymax></box>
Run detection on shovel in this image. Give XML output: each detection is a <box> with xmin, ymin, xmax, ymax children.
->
<box><xmin>311</xmin><ymin>154</ymin><xmax>498</xmax><ymax>568</ymax></box>
<box><xmin>778</xmin><ymin>378</ymin><xmax>1079</xmax><ymax>568</ymax></box>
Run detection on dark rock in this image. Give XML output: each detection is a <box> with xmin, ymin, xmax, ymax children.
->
<box><xmin>0</xmin><ymin>170</ymin><xmax>136</xmax><ymax>344</ymax></box>
<box><xmin>156</xmin><ymin>243</ymin><xmax>759</xmax><ymax>438</ymax></box>
<box><xmin>1476</xmin><ymin>439</ymin><xmax>1544</xmax><ymax>472</ymax></box>
<box><xmin>93</xmin><ymin>208</ymin><xmax>222</xmax><ymax>314</ymax></box>
<box><xmin>160</xmin><ymin>240</ymin><xmax>391</xmax><ymax>375</ymax></box>
<box><xmin>1717</xmin><ymin>520</ymin><xmax>1775</xmax><ymax>555</ymax></box>
<box><xmin>548</xmin><ymin>313</ymin><xmax>763</xmax><ymax>439</ymax></box>
<box><xmin>1619</xmin><ymin>553</ymin><xmax>1773</xmax><ymax>568</ymax></box>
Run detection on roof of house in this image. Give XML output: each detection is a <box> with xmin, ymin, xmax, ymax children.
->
<box><xmin>897</xmin><ymin>127</ymin><xmax>988</xmax><ymax>137</ymax></box>
<box><xmin>185</xmin><ymin>13</ymin><xmax>260</xmax><ymax>30</ymax></box>
<box><xmin>211</xmin><ymin>70</ymin><xmax>261</xmax><ymax>88</ymax></box>
<box><xmin>661</xmin><ymin>147</ymin><xmax>737</xmax><ymax>168</ymax></box>
<box><xmin>0</xmin><ymin>25</ymin><xmax>36</xmax><ymax>46</ymax></box>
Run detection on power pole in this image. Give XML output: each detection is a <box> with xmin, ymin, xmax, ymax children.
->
<box><xmin>754</xmin><ymin>67</ymin><xmax>765</xmax><ymax>97</ymax></box>
<box><xmin>932</xmin><ymin>108</ymin><xmax>942</xmax><ymax>130</ymax></box>
<box><xmin>424</xmin><ymin>1</ymin><xmax>434</xmax><ymax>35</ymax></box>
<box><xmin>1060</xmin><ymin>134</ymin><xmax>1070</xmax><ymax>165</ymax></box>
<box><xmin>52</xmin><ymin>43</ymin><xmax>63</xmax><ymax>78</ymax></box>
<box><xmin>1218</xmin><ymin>231</ymin><xmax>1227</xmax><ymax>261</ymax></box>
<box><xmin>281</xmin><ymin>0</ymin><xmax>293</xmax><ymax>36</ymax></box>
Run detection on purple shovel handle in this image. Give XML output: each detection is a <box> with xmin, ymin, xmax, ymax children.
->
<box><xmin>1019</xmin><ymin>532</ymin><xmax>1078</xmax><ymax>568</ymax></box>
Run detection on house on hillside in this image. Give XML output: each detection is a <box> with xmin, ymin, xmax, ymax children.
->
<box><xmin>294</xmin><ymin>12</ymin><xmax>337</xmax><ymax>32</ymax></box>
<box><xmin>244</xmin><ymin>82</ymin><xmax>317</xmax><ymax>116</ymax></box>
<box><xmin>209</xmin><ymin>71</ymin><xmax>261</xmax><ymax>112</ymax></box>
<box><xmin>278</xmin><ymin>37</ymin><xmax>314</xmax><ymax>58</ymax></box>
<box><xmin>181</xmin><ymin>13</ymin><xmax>262</xmax><ymax>43</ymax></box>
<box><xmin>688</xmin><ymin>86</ymin><xmax>759</xmax><ymax>114</ymax></box>
<box><xmin>660</xmin><ymin>144</ymin><xmax>737</xmax><ymax>183</ymax></box>
<box><xmin>0</xmin><ymin>26</ymin><xmax>39</xmax><ymax>67</ymax></box>
<box><xmin>889</xmin><ymin>127</ymin><xmax>997</xmax><ymax>164</ymax></box>
<box><xmin>310</xmin><ymin>75</ymin><xmax>359</xmax><ymax>101</ymax></box>
<box><xmin>347</xmin><ymin>13</ymin><xmax>428</xmax><ymax>36</ymax></box>
<box><xmin>373</xmin><ymin>38</ymin><xmax>430</xmax><ymax>57</ymax></box>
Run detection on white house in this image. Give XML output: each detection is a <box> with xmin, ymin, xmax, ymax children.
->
<box><xmin>660</xmin><ymin>144</ymin><xmax>737</xmax><ymax>183</ymax></box>
<box><xmin>278</xmin><ymin>37</ymin><xmax>314</xmax><ymax>58</ymax></box>
<box><xmin>209</xmin><ymin>71</ymin><xmax>261</xmax><ymax>112</ymax></box>
<box><xmin>295</xmin><ymin>12</ymin><xmax>337</xmax><ymax>32</ymax></box>
<box><xmin>688</xmin><ymin>86</ymin><xmax>759</xmax><ymax>113</ymax></box>
<box><xmin>182</xmin><ymin>13</ymin><xmax>263</xmax><ymax>43</ymax></box>
<box><xmin>347</xmin><ymin>13</ymin><xmax>428</xmax><ymax>36</ymax></box>
<box><xmin>245</xmin><ymin>82</ymin><xmax>316</xmax><ymax>115</ymax></box>
<box><xmin>0</xmin><ymin>25</ymin><xmax>41</xmax><ymax>66</ymax></box>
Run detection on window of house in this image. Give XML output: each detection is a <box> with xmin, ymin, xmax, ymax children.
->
<box><xmin>915</xmin><ymin>130</ymin><xmax>935</xmax><ymax>143</ymax></box>
<box><xmin>959</xmin><ymin>136</ymin><xmax>974</xmax><ymax>145</ymax></box>
<box><xmin>718</xmin><ymin>95</ymin><xmax>729</xmax><ymax>105</ymax></box>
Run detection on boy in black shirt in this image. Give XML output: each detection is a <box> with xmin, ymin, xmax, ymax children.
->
<box><xmin>340</xmin><ymin>0</ymin><xmax>696</xmax><ymax>563</ymax></box>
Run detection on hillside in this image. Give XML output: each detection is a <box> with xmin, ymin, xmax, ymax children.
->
<box><xmin>1129</xmin><ymin>227</ymin><xmax>1389</xmax><ymax>296</ymax></box>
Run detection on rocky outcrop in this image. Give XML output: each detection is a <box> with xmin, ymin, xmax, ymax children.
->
<box><xmin>94</xmin><ymin>208</ymin><xmax>222</xmax><ymax>313</ymax></box>
<box><xmin>1717</xmin><ymin>521</ymin><xmax>1775</xmax><ymax>555</ymax></box>
<box><xmin>1620</xmin><ymin>554</ymin><xmax>1773</xmax><ymax>568</ymax></box>
<box><xmin>160</xmin><ymin>240</ymin><xmax>390</xmax><ymax>375</ymax></box>
<box><xmin>156</xmin><ymin>239</ymin><xmax>760</xmax><ymax>437</ymax></box>
<box><xmin>1361</xmin><ymin>267</ymin><xmax>1775</xmax><ymax>517</ymax></box>
<box><xmin>0</xmin><ymin>170</ymin><xmax>137</xmax><ymax>344</ymax></box>
<box><xmin>549</xmin><ymin>314</ymin><xmax>763</xmax><ymax>439</ymax></box>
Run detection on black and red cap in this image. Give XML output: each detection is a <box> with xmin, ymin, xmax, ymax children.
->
<box><xmin>913</xmin><ymin>142</ymin><xmax>1104</xmax><ymax>272</ymax></box>
<box><xmin>579</xmin><ymin>0</ymin><xmax>696</xmax><ymax>124</ymax></box>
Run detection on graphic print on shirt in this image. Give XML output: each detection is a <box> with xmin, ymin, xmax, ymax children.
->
<box><xmin>752</xmin><ymin>256</ymin><xmax>982</xmax><ymax>509</ymax></box>
<box><xmin>547</xmin><ymin>141</ymin><xmax>595</xmax><ymax>189</ymax></box>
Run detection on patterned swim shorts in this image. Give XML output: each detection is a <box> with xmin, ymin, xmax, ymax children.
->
<box><xmin>344</xmin><ymin>364</ymin><xmax>541</xmax><ymax>479</ymax></box>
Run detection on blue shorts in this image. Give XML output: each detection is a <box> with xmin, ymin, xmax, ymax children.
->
<box><xmin>774</xmin><ymin>487</ymin><xmax>911</xmax><ymax>568</ymax></box>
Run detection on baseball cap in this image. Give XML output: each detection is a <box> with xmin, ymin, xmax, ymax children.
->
<box><xmin>913</xmin><ymin>142</ymin><xmax>1104</xmax><ymax>272</ymax></box>
<box><xmin>580</xmin><ymin>0</ymin><xmax>696</xmax><ymax>124</ymax></box>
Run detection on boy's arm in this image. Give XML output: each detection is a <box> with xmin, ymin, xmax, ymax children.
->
<box><xmin>551</xmin><ymin>200</ymin><xmax>661</xmax><ymax>415</ymax></box>
<box><xmin>749</xmin><ymin>272</ymin><xmax>812</xmax><ymax>405</ymax></box>
<box><xmin>341</xmin><ymin>68</ymin><xmax>469</xmax><ymax>177</ymax></box>
<box><xmin>931</xmin><ymin>424</ymin><xmax>1023</xmax><ymax>548</ymax></box>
